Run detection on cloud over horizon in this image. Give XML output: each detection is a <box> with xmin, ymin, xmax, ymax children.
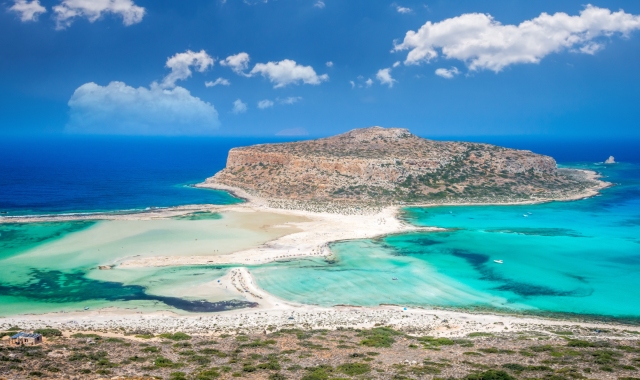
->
<box><xmin>394</xmin><ymin>5</ymin><xmax>640</xmax><ymax>72</ymax></box>
<box><xmin>66</xmin><ymin>81</ymin><xmax>219</xmax><ymax>135</ymax></box>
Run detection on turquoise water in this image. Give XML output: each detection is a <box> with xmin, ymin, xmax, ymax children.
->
<box><xmin>1</xmin><ymin>162</ymin><xmax>639</xmax><ymax>321</ymax></box>
<box><xmin>253</xmin><ymin>163</ymin><xmax>640</xmax><ymax>320</ymax></box>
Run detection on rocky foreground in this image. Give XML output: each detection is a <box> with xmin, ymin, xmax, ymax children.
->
<box><xmin>207</xmin><ymin>127</ymin><xmax>603</xmax><ymax>210</ymax></box>
<box><xmin>2</xmin><ymin>325</ymin><xmax>640</xmax><ymax>380</ymax></box>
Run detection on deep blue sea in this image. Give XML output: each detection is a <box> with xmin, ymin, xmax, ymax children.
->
<box><xmin>2</xmin><ymin>135</ymin><xmax>638</xmax><ymax>216</ymax></box>
<box><xmin>1</xmin><ymin>135</ymin><xmax>639</xmax><ymax>320</ymax></box>
<box><xmin>0</xmin><ymin>136</ymin><xmax>295</xmax><ymax>215</ymax></box>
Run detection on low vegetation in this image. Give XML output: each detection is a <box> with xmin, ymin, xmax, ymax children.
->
<box><xmin>1</xmin><ymin>327</ymin><xmax>639</xmax><ymax>379</ymax></box>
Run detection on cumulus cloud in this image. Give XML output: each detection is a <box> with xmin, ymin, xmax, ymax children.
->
<box><xmin>349</xmin><ymin>80</ymin><xmax>356</xmax><ymax>89</ymax></box>
<box><xmin>276</xmin><ymin>127</ymin><xmax>308</xmax><ymax>136</ymax></box>
<box><xmin>326</xmin><ymin>61</ymin><xmax>333</xmax><ymax>67</ymax></box>
<box><xmin>9</xmin><ymin>0</ymin><xmax>46</xmax><ymax>22</ymax></box>
<box><xmin>65</xmin><ymin>82</ymin><xmax>219</xmax><ymax>135</ymax></box>
<box><xmin>232</xmin><ymin>99</ymin><xmax>247</xmax><ymax>114</ymax></box>
<box><xmin>435</xmin><ymin>67</ymin><xmax>460</xmax><ymax>79</ymax></box>
<box><xmin>205</xmin><ymin>78</ymin><xmax>231</xmax><ymax>87</ymax></box>
<box><xmin>314</xmin><ymin>1</ymin><xmax>325</xmax><ymax>9</ymax></box>
<box><xmin>250</xmin><ymin>59</ymin><xmax>329</xmax><ymax>88</ymax></box>
<box><xmin>257</xmin><ymin>99</ymin><xmax>274</xmax><ymax>109</ymax></box>
<box><xmin>394</xmin><ymin>5</ymin><xmax>640</xmax><ymax>72</ymax></box>
<box><xmin>53</xmin><ymin>0</ymin><xmax>145</xmax><ymax>29</ymax></box>
<box><xmin>365</xmin><ymin>78</ymin><xmax>373</xmax><ymax>87</ymax></box>
<box><xmin>397</xmin><ymin>6</ymin><xmax>412</xmax><ymax>14</ymax></box>
<box><xmin>161</xmin><ymin>50</ymin><xmax>214</xmax><ymax>89</ymax></box>
<box><xmin>220</xmin><ymin>52</ymin><xmax>250</xmax><ymax>74</ymax></box>
<box><xmin>376</xmin><ymin>68</ymin><xmax>396</xmax><ymax>87</ymax></box>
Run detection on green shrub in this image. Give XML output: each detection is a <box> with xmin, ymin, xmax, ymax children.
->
<box><xmin>169</xmin><ymin>372</ymin><xmax>187</xmax><ymax>380</ymax></box>
<box><xmin>464</xmin><ymin>370</ymin><xmax>517</xmax><ymax>380</ymax></box>
<box><xmin>468</xmin><ymin>332</ymin><xmax>494</xmax><ymax>338</ymax></box>
<box><xmin>502</xmin><ymin>363</ymin><xmax>526</xmax><ymax>372</ymax></box>
<box><xmin>258</xmin><ymin>360</ymin><xmax>281</xmax><ymax>370</ymax></box>
<box><xmin>154</xmin><ymin>356</ymin><xmax>183</xmax><ymax>368</ymax></box>
<box><xmin>269</xmin><ymin>373</ymin><xmax>287</xmax><ymax>380</ymax></box>
<box><xmin>71</xmin><ymin>333</ymin><xmax>101</xmax><ymax>339</ymax></box>
<box><xmin>142</xmin><ymin>346</ymin><xmax>159</xmax><ymax>353</ymax></box>
<box><xmin>337</xmin><ymin>362</ymin><xmax>370</xmax><ymax>376</ymax></box>
<box><xmin>359</xmin><ymin>327</ymin><xmax>403</xmax><ymax>348</ymax></box>
<box><xmin>159</xmin><ymin>332</ymin><xmax>191</xmax><ymax>341</ymax></box>
<box><xmin>135</xmin><ymin>334</ymin><xmax>154</xmax><ymax>339</ymax></box>
<box><xmin>195</xmin><ymin>368</ymin><xmax>221</xmax><ymax>380</ymax></box>
<box><xmin>34</xmin><ymin>328</ymin><xmax>62</xmax><ymax>337</ymax></box>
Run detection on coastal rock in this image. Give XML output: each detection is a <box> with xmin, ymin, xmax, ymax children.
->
<box><xmin>605</xmin><ymin>156</ymin><xmax>616</xmax><ymax>164</ymax></box>
<box><xmin>208</xmin><ymin>127</ymin><xmax>598</xmax><ymax>206</ymax></box>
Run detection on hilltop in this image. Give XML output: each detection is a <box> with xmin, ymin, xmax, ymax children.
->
<box><xmin>205</xmin><ymin>127</ymin><xmax>603</xmax><ymax>210</ymax></box>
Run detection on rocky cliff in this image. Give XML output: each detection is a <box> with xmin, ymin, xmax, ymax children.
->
<box><xmin>206</xmin><ymin>127</ymin><xmax>598</xmax><ymax>206</ymax></box>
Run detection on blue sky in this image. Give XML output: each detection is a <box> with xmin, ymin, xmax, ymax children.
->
<box><xmin>2</xmin><ymin>0</ymin><xmax>640</xmax><ymax>137</ymax></box>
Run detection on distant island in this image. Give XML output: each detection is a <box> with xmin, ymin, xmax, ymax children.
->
<box><xmin>205</xmin><ymin>127</ymin><xmax>606</xmax><ymax>211</ymax></box>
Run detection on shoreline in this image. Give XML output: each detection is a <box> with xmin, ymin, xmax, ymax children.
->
<box><xmin>0</xmin><ymin>167</ymin><xmax>623</xmax><ymax>333</ymax></box>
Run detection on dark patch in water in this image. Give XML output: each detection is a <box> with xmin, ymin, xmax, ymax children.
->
<box><xmin>617</xmin><ymin>217</ymin><xmax>640</xmax><ymax>227</ymax></box>
<box><xmin>493</xmin><ymin>282</ymin><xmax>591</xmax><ymax>298</ymax></box>
<box><xmin>0</xmin><ymin>269</ymin><xmax>256</xmax><ymax>312</ymax></box>
<box><xmin>485</xmin><ymin>228</ymin><xmax>584</xmax><ymax>237</ymax></box>
<box><xmin>450</xmin><ymin>249</ymin><xmax>489</xmax><ymax>268</ymax></box>
<box><xmin>448</xmin><ymin>248</ymin><xmax>591</xmax><ymax>298</ymax></box>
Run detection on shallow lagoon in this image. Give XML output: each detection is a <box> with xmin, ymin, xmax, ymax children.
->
<box><xmin>254</xmin><ymin>163</ymin><xmax>640</xmax><ymax>320</ymax></box>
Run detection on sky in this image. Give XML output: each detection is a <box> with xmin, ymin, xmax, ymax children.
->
<box><xmin>2</xmin><ymin>0</ymin><xmax>640</xmax><ymax>138</ymax></box>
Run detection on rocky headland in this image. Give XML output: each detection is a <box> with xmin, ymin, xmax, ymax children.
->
<box><xmin>205</xmin><ymin>127</ymin><xmax>606</xmax><ymax>212</ymax></box>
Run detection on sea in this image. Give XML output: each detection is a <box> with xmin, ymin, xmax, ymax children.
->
<box><xmin>1</xmin><ymin>135</ymin><xmax>639</xmax><ymax>321</ymax></box>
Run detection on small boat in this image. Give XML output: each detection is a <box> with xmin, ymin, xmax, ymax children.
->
<box><xmin>392</xmin><ymin>277</ymin><xmax>398</xmax><ymax>281</ymax></box>
<box><xmin>523</xmin><ymin>214</ymin><xmax>528</xmax><ymax>217</ymax></box>
<box><xmin>84</xmin><ymin>307</ymin><xmax>90</xmax><ymax>310</ymax></box>
<box><xmin>493</xmin><ymin>260</ymin><xmax>503</xmax><ymax>264</ymax></box>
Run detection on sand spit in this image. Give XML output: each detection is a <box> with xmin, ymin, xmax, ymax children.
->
<box><xmin>118</xmin><ymin>204</ymin><xmax>439</xmax><ymax>268</ymax></box>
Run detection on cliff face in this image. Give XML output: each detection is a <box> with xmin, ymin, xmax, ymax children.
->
<box><xmin>207</xmin><ymin>127</ymin><xmax>587</xmax><ymax>204</ymax></box>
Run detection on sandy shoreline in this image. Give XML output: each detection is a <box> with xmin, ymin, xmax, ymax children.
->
<box><xmin>1</xmin><ymin>168</ymin><xmax>623</xmax><ymax>334</ymax></box>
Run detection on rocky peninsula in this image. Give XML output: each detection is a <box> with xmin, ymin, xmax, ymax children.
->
<box><xmin>205</xmin><ymin>127</ymin><xmax>606</xmax><ymax>212</ymax></box>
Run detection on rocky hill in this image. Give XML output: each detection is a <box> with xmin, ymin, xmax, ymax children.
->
<box><xmin>206</xmin><ymin>127</ymin><xmax>601</xmax><ymax>207</ymax></box>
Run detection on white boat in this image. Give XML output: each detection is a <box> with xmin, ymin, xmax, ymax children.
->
<box><xmin>523</xmin><ymin>214</ymin><xmax>528</xmax><ymax>217</ymax></box>
<box><xmin>493</xmin><ymin>260</ymin><xmax>503</xmax><ymax>264</ymax></box>
<box><xmin>84</xmin><ymin>307</ymin><xmax>90</xmax><ymax>310</ymax></box>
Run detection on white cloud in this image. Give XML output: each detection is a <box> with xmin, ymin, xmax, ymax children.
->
<box><xmin>249</xmin><ymin>59</ymin><xmax>329</xmax><ymax>88</ymax></box>
<box><xmin>365</xmin><ymin>78</ymin><xmax>373</xmax><ymax>87</ymax></box>
<box><xmin>376</xmin><ymin>68</ymin><xmax>396</xmax><ymax>87</ymax></box>
<box><xmin>53</xmin><ymin>0</ymin><xmax>145</xmax><ymax>29</ymax></box>
<box><xmin>162</xmin><ymin>50</ymin><xmax>214</xmax><ymax>89</ymax></box>
<box><xmin>276</xmin><ymin>127</ymin><xmax>308</xmax><ymax>136</ymax></box>
<box><xmin>232</xmin><ymin>99</ymin><xmax>247</xmax><ymax>114</ymax></box>
<box><xmin>397</xmin><ymin>6</ymin><xmax>412</xmax><ymax>14</ymax></box>
<box><xmin>279</xmin><ymin>96</ymin><xmax>302</xmax><ymax>105</ymax></box>
<box><xmin>257</xmin><ymin>99</ymin><xmax>274</xmax><ymax>109</ymax></box>
<box><xmin>579</xmin><ymin>42</ymin><xmax>604</xmax><ymax>55</ymax></box>
<box><xmin>220</xmin><ymin>52</ymin><xmax>250</xmax><ymax>74</ymax></box>
<box><xmin>326</xmin><ymin>61</ymin><xmax>333</xmax><ymax>67</ymax></box>
<box><xmin>392</xmin><ymin>61</ymin><xmax>401</xmax><ymax>68</ymax></box>
<box><xmin>205</xmin><ymin>78</ymin><xmax>231</xmax><ymax>87</ymax></box>
<box><xmin>314</xmin><ymin>1</ymin><xmax>325</xmax><ymax>9</ymax></box>
<box><xmin>435</xmin><ymin>67</ymin><xmax>460</xmax><ymax>79</ymax></box>
<box><xmin>9</xmin><ymin>0</ymin><xmax>46</xmax><ymax>22</ymax></box>
<box><xmin>394</xmin><ymin>5</ymin><xmax>640</xmax><ymax>72</ymax></box>
<box><xmin>349</xmin><ymin>80</ymin><xmax>355</xmax><ymax>89</ymax></box>
<box><xmin>65</xmin><ymin>81</ymin><xmax>219</xmax><ymax>135</ymax></box>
